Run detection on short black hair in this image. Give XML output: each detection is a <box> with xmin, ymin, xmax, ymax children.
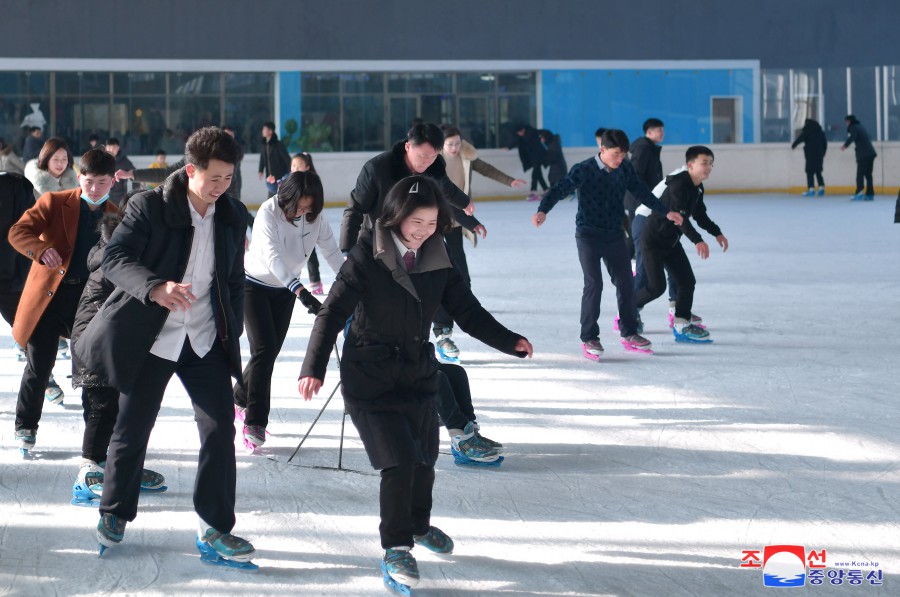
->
<box><xmin>406</xmin><ymin>122</ymin><xmax>443</xmax><ymax>150</ymax></box>
<box><xmin>105</xmin><ymin>137</ymin><xmax>120</xmax><ymax>147</ymax></box>
<box><xmin>380</xmin><ymin>176</ymin><xmax>452</xmax><ymax>238</ymax></box>
<box><xmin>440</xmin><ymin>124</ymin><xmax>462</xmax><ymax>139</ymax></box>
<box><xmin>155</xmin><ymin>149</ymin><xmax>166</xmax><ymax>156</ymax></box>
<box><xmin>29</xmin><ymin>126</ymin><xmax>41</xmax><ymax>134</ymax></box>
<box><xmin>643</xmin><ymin>118</ymin><xmax>664</xmax><ymax>132</ymax></box>
<box><xmin>88</xmin><ymin>133</ymin><xmax>100</xmax><ymax>142</ymax></box>
<box><xmin>291</xmin><ymin>151</ymin><xmax>316</xmax><ymax>174</ymax></box>
<box><xmin>685</xmin><ymin>145</ymin><xmax>714</xmax><ymax>163</ymax></box>
<box><xmin>184</xmin><ymin>126</ymin><xmax>243</xmax><ymax>169</ymax></box>
<box><xmin>79</xmin><ymin>148</ymin><xmax>117</xmax><ymax>176</ymax></box>
<box><xmin>600</xmin><ymin>129</ymin><xmax>630</xmax><ymax>151</ymax></box>
<box><xmin>277</xmin><ymin>171</ymin><xmax>324</xmax><ymax>225</ymax></box>
<box><xmin>594</xmin><ymin>127</ymin><xmax>607</xmax><ymax>139</ymax></box>
<box><xmin>262</xmin><ymin>121</ymin><xmax>276</xmax><ymax>132</ymax></box>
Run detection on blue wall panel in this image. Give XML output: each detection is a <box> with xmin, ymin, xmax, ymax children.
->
<box><xmin>279</xmin><ymin>71</ymin><xmax>302</xmax><ymax>152</ymax></box>
<box><xmin>542</xmin><ymin>69</ymin><xmax>755</xmax><ymax>147</ymax></box>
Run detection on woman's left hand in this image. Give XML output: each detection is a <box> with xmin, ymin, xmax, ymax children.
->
<box><xmin>514</xmin><ymin>338</ymin><xmax>534</xmax><ymax>358</ymax></box>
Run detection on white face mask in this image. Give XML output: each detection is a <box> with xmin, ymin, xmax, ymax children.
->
<box><xmin>81</xmin><ymin>192</ymin><xmax>110</xmax><ymax>206</ymax></box>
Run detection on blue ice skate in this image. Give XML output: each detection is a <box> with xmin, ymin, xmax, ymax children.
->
<box><xmin>673</xmin><ymin>322</ymin><xmax>713</xmax><ymax>343</ymax></box>
<box><xmin>451</xmin><ymin>422</ymin><xmax>502</xmax><ymax>467</ymax></box>
<box><xmin>57</xmin><ymin>338</ymin><xmax>70</xmax><ymax>360</ymax></box>
<box><xmin>381</xmin><ymin>548</ymin><xmax>418</xmax><ymax>595</ymax></box>
<box><xmin>451</xmin><ymin>445</ymin><xmax>504</xmax><ymax>467</ymax></box>
<box><xmin>196</xmin><ymin>527</ymin><xmax>258</xmax><ymax>571</ymax></box>
<box><xmin>15</xmin><ymin>429</ymin><xmax>35</xmax><ymax>459</ymax></box>
<box><xmin>801</xmin><ymin>189</ymin><xmax>815</xmax><ymax>197</ymax></box>
<box><xmin>435</xmin><ymin>328</ymin><xmax>460</xmax><ymax>364</ymax></box>
<box><xmin>97</xmin><ymin>513</ymin><xmax>126</xmax><ymax>556</ymax></box>
<box><xmin>414</xmin><ymin>526</ymin><xmax>454</xmax><ymax>554</ymax></box>
<box><xmin>72</xmin><ymin>460</ymin><xmax>105</xmax><ymax>506</ymax></box>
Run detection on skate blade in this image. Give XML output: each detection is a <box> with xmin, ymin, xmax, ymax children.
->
<box><xmin>674</xmin><ymin>336</ymin><xmax>713</xmax><ymax>344</ymax></box>
<box><xmin>435</xmin><ymin>353</ymin><xmax>460</xmax><ymax>365</ymax></box>
<box><xmin>140</xmin><ymin>484</ymin><xmax>168</xmax><ymax>493</ymax></box>
<box><xmin>196</xmin><ymin>538</ymin><xmax>259</xmax><ymax>571</ymax></box>
<box><xmin>72</xmin><ymin>483</ymin><xmax>102</xmax><ymax>506</ymax></box>
<box><xmin>380</xmin><ymin>560</ymin><xmax>413</xmax><ymax>595</ymax></box>
<box><xmin>72</xmin><ymin>497</ymin><xmax>101</xmax><ymax>507</ymax></box>
<box><xmin>98</xmin><ymin>544</ymin><xmax>108</xmax><ymax>557</ymax></box>
<box><xmin>452</xmin><ymin>448</ymin><xmax>503</xmax><ymax>467</ymax></box>
<box><xmin>581</xmin><ymin>348</ymin><xmax>602</xmax><ymax>362</ymax></box>
<box><xmin>620</xmin><ymin>341</ymin><xmax>653</xmax><ymax>354</ymax></box>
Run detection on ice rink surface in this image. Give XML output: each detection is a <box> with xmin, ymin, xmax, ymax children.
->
<box><xmin>0</xmin><ymin>194</ymin><xmax>897</xmax><ymax>596</ymax></box>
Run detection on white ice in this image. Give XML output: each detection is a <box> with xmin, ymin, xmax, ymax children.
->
<box><xmin>0</xmin><ymin>194</ymin><xmax>897</xmax><ymax>596</ymax></box>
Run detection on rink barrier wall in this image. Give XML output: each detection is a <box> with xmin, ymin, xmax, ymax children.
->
<box><xmin>127</xmin><ymin>142</ymin><xmax>900</xmax><ymax>209</ymax></box>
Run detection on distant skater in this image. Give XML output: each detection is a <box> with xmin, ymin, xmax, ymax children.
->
<box><xmin>842</xmin><ymin>115</ymin><xmax>877</xmax><ymax>200</ymax></box>
<box><xmin>791</xmin><ymin>119</ymin><xmax>827</xmax><ymax>196</ymax></box>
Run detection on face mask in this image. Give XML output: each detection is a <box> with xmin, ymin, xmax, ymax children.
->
<box><xmin>81</xmin><ymin>192</ymin><xmax>110</xmax><ymax>206</ymax></box>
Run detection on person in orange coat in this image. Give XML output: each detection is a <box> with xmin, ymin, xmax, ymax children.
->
<box><xmin>8</xmin><ymin>148</ymin><xmax>119</xmax><ymax>454</ymax></box>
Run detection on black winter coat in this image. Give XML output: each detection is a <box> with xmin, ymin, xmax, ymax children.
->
<box><xmin>300</xmin><ymin>223</ymin><xmax>526</xmax><ymax>411</ymax></box>
<box><xmin>71</xmin><ymin>211</ymin><xmax>121</xmax><ymax>388</ymax></box>
<box><xmin>625</xmin><ymin>136</ymin><xmax>663</xmax><ymax>213</ymax></box>
<box><xmin>542</xmin><ymin>133</ymin><xmax>568</xmax><ymax>185</ymax></box>
<box><xmin>258</xmin><ymin>134</ymin><xmax>291</xmax><ymax>180</ymax></box>
<box><xmin>843</xmin><ymin>118</ymin><xmax>877</xmax><ymax>160</ymax></box>
<box><xmin>792</xmin><ymin>120</ymin><xmax>828</xmax><ymax>172</ymax></box>
<box><xmin>0</xmin><ymin>173</ymin><xmax>35</xmax><ymax>291</ymax></box>
<box><xmin>73</xmin><ymin>169</ymin><xmax>248</xmax><ymax>394</ymax></box>
<box><xmin>645</xmin><ymin>171</ymin><xmax>722</xmax><ymax>248</ymax></box>
<box><xmin>340</xmin><ymin>140</ymin><xmax>471</xmax><ymax>251</ymax></box>
<box><xmin>508</xmin><ymin>126</ymin><xmax>546</xmax><ymax>172</ymax></box>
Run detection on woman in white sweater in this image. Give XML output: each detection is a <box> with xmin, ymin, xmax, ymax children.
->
<box><xmin>236</xmin><ymin>171</ymin><xmax>344</xmax><ymax>450</ymax></box>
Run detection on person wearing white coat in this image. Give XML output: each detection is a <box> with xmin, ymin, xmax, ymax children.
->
<box><xmin>235</xmin><ymin>171</ymin><xmax>344</xmax><ymax>450</ymax></box>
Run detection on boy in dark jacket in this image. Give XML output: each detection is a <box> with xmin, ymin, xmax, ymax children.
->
<box><xmin>791</xmin><ymin>119</ymin><xmax>827</xmax><ymax>196</ymax></box>
<box><xmin>258</xmin><ymin>121</ymin><xmax>291</xmax><ymax>197</ymax></box>
<box><xmin>75</xmin><ymin>127</ymin><xmax>256</xmax><ymax>568</ymax></box>
<box><xmin>634</xmin><ymin>146</ymin><xmax>728</xmax><ymax>343</ymax></box>
<box><xmin>628</xmin><ymin>118</ymin><xmax>665</xmax><ymax>288</ymax></box>
<box><xmin>842</xmin><ymin>115</ymin><xmax>877</xmax><ymax>200</ymax></box>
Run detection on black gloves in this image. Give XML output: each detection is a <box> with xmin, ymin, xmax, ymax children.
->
<box><xmin>297</xmin><ymin>288</ymin><xmax>322</xmax><ymax>315</ymax></box>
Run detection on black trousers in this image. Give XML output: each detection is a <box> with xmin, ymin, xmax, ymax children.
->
<box><xmin>81</xmin><ymin>385</ymin><xmax>119</xmax><ymax>463</ymax></box>
<box><xmin>806</xmin><ymin>171</ymin><xmax>825</xmax><ymax>188</ymax></box>
<box><xmin>15</xmin><ymin>282</ymin><xmax>83</xmax><ymax>431</ymax></box>
<box><xmin>233</xmin><ymin>281</ymin><xmax>295</xmax><ymax>428</ymax></box>
<box><xmin>856</xmin><ymin>157</ymin><xmax>875</xmax><ymax>195</ymax></box>
<box><xmin>380</xmin><ymin>464</ymin><xmax>435</xmax><ymax>549</ymax></box>
<box><xmin>575</xmin><ymin>232</ymin><xmax>639</xmax><ymax>340</ymax></box>
<box><xmin>435</xmin><ymin>363</ymin><xmax>476</xmax><ymax>431</ymax></box>
<box><xmin>306</xmin><ymin>249</ymin><xmax>320</xmax><ymax>284</ymax></box>
<box><xmin>634</xmin><ymin>237</ymin><xmax>696</xmax><ymax>321</ymax></box>
<box><xmin>100</xmin><ymin>340</ymin><xmax>237</xmax><ymax>532</ymax></box>
<box><xmin>0</xmin><ymin>287</ymin><xmax>21</xmax><ymax>327</ymax></box>
<box><xmin>432</xmin><ymin>227</ymin><xmax>470</xmax><ymax>332</ymax></box>
<box><xmin>530</xmin><ymin>166</ymin><xmax>548</xmax><ymax>192</ymax></box>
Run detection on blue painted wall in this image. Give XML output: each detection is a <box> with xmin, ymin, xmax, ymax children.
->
<box><xmin>542</xmin><ymin>69</ymin><xmax>756</xmax><ymax>147</ymax></box>
<box><xmin>279</xmin><ymin>71</ymin><xmax>302</xmax><ymax>152</ymax></box>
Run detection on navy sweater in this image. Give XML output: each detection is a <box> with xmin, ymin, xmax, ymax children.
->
<box><xmin>538</xmin><ymin>155</ymin><xmax>668</xmax><ymax>240</ymax></box>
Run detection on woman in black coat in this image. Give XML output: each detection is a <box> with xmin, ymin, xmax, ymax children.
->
<box><xmin>298</xmin><ymin>175</ymin><xmax>533</xmax><ymax>591</ymax></box>
<box><xmin>791</xmin><ymin>119</ymin><xmax>827</xmax><ymax>196</ymax></box>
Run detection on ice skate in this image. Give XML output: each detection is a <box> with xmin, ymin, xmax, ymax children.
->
<box><xmin>309</xmin><ymin>281</ymin><xmax>324</xmax><ymax>295</ymax></box>
<box><xmin>15</xmin><ymin>343</ymin><xmax>26</xmax><ymax>362</ymax></box>
<box><xmin>863</xmin><ymin>194</ymin><xmax>874</xmax><ymax>201</ymax></box>
<box><xmin>851</xmin><ymin>192</ymin><xmax>866</xmax><ymax>201</ymax></box>
<box><xmin>139</xmin><ymin>468</ymin><xmax>167</xmax><ymax>492</ymax></box>
<box><xmin>57</xmin><ymin>338</ymin><xmax>70</xmax><ymax>360</ymax></box>
<box><xmin>45</xmin><ymin>375</ymin><xmax>64</xmax><ymax>406</ymax></box>
<box><xmin>414</xmin><ymin>526</ymin><xmax>454</xmax><ymax>554</ymax></box>
<box><xmin>673</xmin><ymin>320</ymin><xmax>713</xmax><ymax>343</ymax></box>
<box><xmin>97</xmin><ymin>512</ymin><xmax>126</xmax><ymax>555</ymax></box>
<box><xmin>15</xmin><ymin>428</ymin><xmax>35</xmax><ymax>458</ymax></box>
<box><xmin>816</xmin><ymin>187</ymin><xmax>825</xmax><ymax>196</ymax></box>
<box><xmin>621</xmin><ymin>334</ymin><xmax>653</xmax><ymax>354</ymax></box>
<box><xmin>451</xmin><ymin>422</ymin><xmax>502</xmax><ymax>467</ymax></box>
<box><xmin>72</xmin><ymin>459</ymin><xmax>105</xmax><ymax>506</ymax></box>
<box><xmin>434</xmin><ymin>328</ymin><xmax>460</xmax><ymax>364</ymax></box>
<box><xmin>197</xmin><ymin>525</ymin><xmax>258</xmax><ymax>571</ymax></box>
<box><xmin>234</xmin><ymin>404</ymin><xmax>247</xmax><ymax>423</ymax></box>
<box><xmin>525</xmin><ymin>192</ymin><xmax>540</xmax><ymax>202</ymax></box>
<box><xmin>668</xmin><ymin>307</ymin><xmax>704</xmax><ymax>329</ymax></box>
<box><xmin>382</xmin><ymin>548</ymin><xmax>419</xmax><ymax>594</ymax></box>
<box><xmin>801</xmin><ymin>188</ymin><xmax>815</xmax><ymax>197</ymax></box>
<box><xmin>581</xmin><ymin>339</ymin><xmax>604</xmax><ymax>362</ymax></box>
<box><xmin>242</xmin><ymin>424</ymin><xmax>266</xmax><ymax>452</ymax></box>
<box><xmin>472</xmin><ymin>421</ymin><xmax>503</xmax><ymax>453</ymax></box>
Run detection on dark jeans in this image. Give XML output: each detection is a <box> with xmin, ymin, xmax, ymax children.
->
<box><xmin>856</xmin><ymin>157</ymin><xmax>875</xmax><ymax>195</ymax></box>
<box><xmin>379</xmin><ymin>463</ymin><xmax>434</xmax><ymax>549</ymax></box>
<box><xmin>306</xmin><ymin>249</ymin><xmax>320</xmax><ymax>284</ymax></box>
<box><xmin>15</xmin><ymin>282</ymin><xmax>82</xmax><ymax>431</ymax></box>
<box><xmin>0</xmin><ymin>287</ymin><xmax>21</xmax><ymax>327</ymax></box>
<box><xmin>265</xmin><ymin>180</ymin><xmax>278</xmax><ymax>198</ymax></box>
<box><xmin>233</xmin><ymin>281</ymin><xmax>295</xmax><ymax>428</ymax></box>
<box><xmin>632</xmin><ymin>215</ymin><xmax>678</xmax><ymax>301</ymax></box>
<box><xmin>530</xmin><ymin>166</ymin><xmax>548</xmax><ymax>192</ymax></box>
<box><xmin>634</xmin><ymin>237</ymin><xmax>696</xmax><ymax>321</ymax></box>
<box><xmin>806</xmin><ymin>171</ymin><xmax>825</xmax><ymax>189</ymax></box>
<box><xmin>81</xmin><ymin>386</ymin><xmax>120</xmax><ymax>463</ymax></box>
<box><xmin>433</xmin><ymin>227</ymin><xmax>470</xmax><ymax>333</ymax></box>
<box><xmin>575</xmin><ymin>232</ymin><xmax>639</xmax><ymax>340</ymax></box>
<box><xmin>100</xmin><ymin>340</ymin><xmax>237</xmax><ymax>532</ymax></box>
<box><xmin>435</xmin><ymin>363</ymin><xmax>476</xmax><ymax>431</ymax></box>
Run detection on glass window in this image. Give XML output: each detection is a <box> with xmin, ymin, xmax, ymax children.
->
<box><xmin>56</xmin><ymin>96</ymin><xmax>110</xmax><ymax>152</ymax></box>
<box><xmin>301</xmin><ymin>73</ymin><xmax>339</xmax><ymax>95</ymax></box>
<box><xmin>458</xmin><ymin>96</ymin><xmax>495</xmax><ymax>148</ymax></box>
<box><xmin>887</xmin><ymin>65</ymin><xmax>900</xmax><ymax>141</ymax></box>
<box><xmin>498</xmin><ymin>95</ymin><xmax>536</xmax><ymax>147</ymax></box>
<box><xmin>821</xmin><ymin>67</ymin><xmax>849</xmax><ymax>141</ymax></box>
<box><xmin>225</xmin><ymin>73</ymin><xmax>273</xmax><ymax>94</ymax></box>
<box><xmin>171</xmin><ymin>73</ymin><xmax>221</xmax><ymax>95</ymax></box>
<box><xmin>27</xmin><ymin>73</ymin><xmax>50</xmax><ymax>95</ymax></box>
<box><xmin>55</xmin><ymin>72</ymin><xmax>81</xmax><ymax>96</ymax></box>
<box><xmin>791</xmin><ymin>69</ymin><xmax>819</xmax><ymax>139</ymax></box>
<box><xmin>114</xmin><ymin>72</ymin><xmax>167</xmax><ymax>95</ymax></box>
<box><xmin>388</xmin><ymin>73</ymin><xmax>452</xmax><ymax>94</ymax></box>
<box><xmin>341</xmin><ymin>73</ymin><xmax>384</xmax><ymax>94</ymax></box>
<box><xmin>850</xmin><ymin>66</ymin><xmax>878</xmax><ymax>141</ymax></box>
<box><xmin>761</xmin><ymin>69</ymin><xmax>790</xmax><ymax>142</ymax></box>
<box><xmin>298</xmin><ymin>95</ymin><xmax>340</xmax><ymax>152</ymax></box>
<box><xmin>497</xmin><ymin>73</ymin><xmax>534</xmax><ymax>93</ymax></box>
<box><xmin>343</xmin><ymin>95</ymin><xmax>385</xmax><ymax>152</ymax></box>
<box><xmin>226</xmin><ymin>96</ymin><xmax>275</xmax><ymax>153</ymax></box>
<box><xmin>457</xmin><ymin>73</ymin><xmax>495</xmax><ymax>93</ymax></box>
<box><xmin>170</xmin><ymin>95</ymin><xmax>221</xmax><ymax>136</ymax></box>
<box><xmin>0</xmin><ymin>72</ymin><xmax>27</xmax><ymax>95</ymax></box>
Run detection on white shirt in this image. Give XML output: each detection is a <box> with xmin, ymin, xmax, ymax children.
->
<box><xmin>150</xmin><ymin>200</ymin><xmax>217</xmax><ymax>361</ymax></box>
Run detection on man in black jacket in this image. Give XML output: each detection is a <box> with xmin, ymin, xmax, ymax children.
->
<box><xmin>628</xmin><ymin>118</ymin><xmax>665</xmax><ymax>292</ymax></box>
<box><xmin>340</xmin><ymin>123</ymin><xmax>473</xmax><ymax>253</ymax></box>
<box><xmin>258</xmin><ymin>121</ymin><xmax>291</xmax><ymax>198</ymax></box>
<box><xmin>842</xmin><ymin>114</ymin><xmax>877</xmax><ymax>200</ymax></box>
<box><xmin>76</xmin><ymin>127</ymin><xmax>256</xmax><ymax>568</ymax></box>
<box><xmin>0</xmin><ymin>172</ymin><xmax>34</xmax><ymax>325</ymax></box>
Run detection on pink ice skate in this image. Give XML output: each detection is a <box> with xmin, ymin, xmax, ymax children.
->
<box><xmin>621</xmin><ymin>334</ymin><xmax>653</xmax><ymax>354</ymax></box>
<box><xmin>668</xmin><ymin>311</ymin><xmax>705</xmax><ymax>329</ymax></box>
<box><xmin>613</xmin><ymin>316</ymin><xmax>619</xmax><ymax>331</ymax></box>
<box><xmin>581</xmin><ymin>339</ymin><xmax>604</xmax><ymax>362</ymax></box>
<box><xmin>234</xmin><ymin>404</ymin><xmax>247</xmax><ymax>422</ymax></box>
<box><xmin>309</xmin><ymin>281</ymin><xmax>324</xmax><ymax>295</ymax></box>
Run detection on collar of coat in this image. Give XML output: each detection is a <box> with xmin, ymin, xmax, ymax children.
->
<box><xmin>389</xmin><ymin>139</ymin><xmax>449</xmax><ymax>182</ymax></box>
<box><xmin>158</xmin><ymin>167</ymin><xmax>243</xmax><ymax>229</ymax></box>
<box><xmin>371</xmin><ymin>221</ymin><xmax>452</xmax><ymax>300</ymax></box>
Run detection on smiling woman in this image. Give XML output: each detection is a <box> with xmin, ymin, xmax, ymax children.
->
<box><xmin>23</xmin><ymin>137</ymin><xmax>78</xmax><ymax>198</ymax></box>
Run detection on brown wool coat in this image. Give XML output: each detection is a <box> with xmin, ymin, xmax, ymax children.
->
<box><xmin>8</xmin><ymin>188</ymin><xmax>118</xmax><ymax>346</ymax></box>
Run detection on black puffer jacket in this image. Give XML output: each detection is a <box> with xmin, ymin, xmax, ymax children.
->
<box><xmin>843</xmin><ymin>117</ymin><xmax>877</xmax><ymax>160</ymax></box>
<box><xmin>645</xmin><ymin>170</ymin><xmax>722</xmax><ymax>248</ymax></box>
<box><xmin>0</xmin><ymin>173</ymin><xmax>35</xmax><ymax>293</ymax></box>
<box><xmin>71</xmin><ymin>211</ymin><xmax>121</xmax><ymax>388</ymax></box>
<box><xmin>300</xmin><ymin>223</ymin><xmax>526</xmax><ymax>409</ymax></box>
<box><xmin>73</xmin><ymin>169</ymin><xmax>248</xmax><ymax>394</ymax></box>
<box><xmin>625</xmin><ymin>136</ymin><xmax>663</xmax><ymax>214</ymax></box>
<box><xmin>340</xmin><ymin>140</ymin><xmax>471</xmax><ymax>251</ymax></box>
<box><xmin>792</xmin><ymin>119</ymin><xmax>828</xmax><ymax>172</ymax></box>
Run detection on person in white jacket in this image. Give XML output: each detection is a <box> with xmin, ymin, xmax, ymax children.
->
<box><xmin>235</xmin><ymin>170</ymin><xmax>344</xmax><ymax>450</ymax></box>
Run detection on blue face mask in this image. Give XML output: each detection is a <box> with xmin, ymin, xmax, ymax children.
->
<box><xmin>81</xmin><ymin>192</ymin><xmax>110</xmax><ymax>206</ymax></box>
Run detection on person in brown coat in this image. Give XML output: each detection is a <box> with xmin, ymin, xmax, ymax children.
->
<box><xmin>8</xmin><ymin>149</ymin><xmax>119</xmax><ymax>454</ymax></box>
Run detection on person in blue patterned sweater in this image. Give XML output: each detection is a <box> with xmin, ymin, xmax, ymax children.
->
<box><xmin>531</xmin><ymin>128</ymin><xmax>682</xmax><ymax>360</ymax></box>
